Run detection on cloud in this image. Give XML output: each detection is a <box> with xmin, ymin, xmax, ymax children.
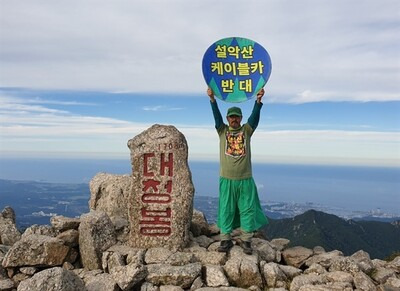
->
<box><xmin>0</xmin><ymin>0</ymin><xmax>399</xmax><ymax>103</ymax></box>
<box><xmin>142</xmin><ymin>105</ymin><xmax>184</xmax><ymax>111</ymax></box>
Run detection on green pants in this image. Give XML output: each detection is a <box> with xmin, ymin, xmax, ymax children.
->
<box><xmin>217</xmin><ymin>177</ymin><xmax>268</xmax><ymax>236</ymax></box>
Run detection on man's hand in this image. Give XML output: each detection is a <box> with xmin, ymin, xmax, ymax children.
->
<box><xmin>256</xmin><ymin>88</ymin><xmax>265</xmax><ymax>104</ymax></box>
<box><xmin>207</xmin><ymin>87</ymin><xmax>216</xmax><ymax>103</ymax></box>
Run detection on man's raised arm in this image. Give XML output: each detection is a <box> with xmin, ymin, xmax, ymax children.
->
<box><xmin>207</xmin><ymin>88</ymin><xmax>224</xmax><ymax>130</ymax></box>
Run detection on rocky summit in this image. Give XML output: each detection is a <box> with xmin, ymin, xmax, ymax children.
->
<box><xmin>1</xmin><ymin>207</ymin><xmax>400</xmax><ymax>291</ymax></box>
<box><xmin>1</xmin><ymin>125</ymin><xmax>399</xmax><ymax>290</ymax></box>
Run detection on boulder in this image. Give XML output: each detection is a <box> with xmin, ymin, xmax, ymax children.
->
<box><xmin>22</xmin><ymin>224</ymin><xmax>58</xmax><ymax>238</ymax></box>
<box><xmin>17</xmin><ymin>267</ymin><xmax>86</xmax><ymax>291</ymax></box>
<box><xmin>370</xmin><ymin>266</ymin><xmax>397</xmax><ymax>284</ymax></box>
<box><xmin>191</xmin><ymin>250</ymin><xmax>227</xmax><ymax>266</ymax></box>
<box><xmin>223</xmin><ymin>246</ymin><xmax>263</xmax><ymax>288</ymax></box>
<box><xmin>50</xmin><ymin>216</ymin><xmax>80</xmax><ymax>232</ymax></box>
<box><xmin>127</xmin><ymin>125</ymin><xmax>194</xmax><ymax>250</ymax></box>
<box><xmin>289</xmin><ymin>273</ymin><xmax>324</xmax><ymax>291</ymax></box>
<box><xmin>304</xmin><ymin>250</ymin><xmax>344</xmax><ymax>268</ymax></box>
<box><xmin>204</xmin><ymin>264</ymin><xmax>229</xmax><ymax>287</ymax></box>
<box><xmin>165</xmin><ymin>251</ymin><xmax>195</xmax><ymax>266</ymax></box>
<box><xmin>282</xmin><ymin>246</ymin><xmax>313</xmax><ymax>268</ymax></box>
<box><xmin>252</xmin><ymin>238</ymin><xmax>277</xmax><ymax>262</ymax></box>
<box><xmin>89</xmin><ymin>173</ymin><xmax>132</xmax><ymax>220</ymax></box>
<box><xmin>57</xmin><ymin>229</ymin><xmax>79</xmax><ymax>247</ymax></box>
<box><xmin>328</xmin><ymin>256</ymin><xmax>360</xmax><ymax>274</ymax></box>
<box><xmin>0</xmin><ymin>207</ymin><xmax>21</xmax><ymax>246</ymax></box>
<box><xmin>353</xmin><ymin>271</ymin><xmax>377</xmax><ymax>291</ymax></box>
<box><xmin>144</xmin><ymin>247</ymin><xmax>173</xmax><ymax>264</ymax></box>
<box><xmin>2</xmin><ymin>234</ymin><xmax>69</xmax><ymax>268</ymax></box>
<box><xmin>78</xmin><ymin>211</ymin><xmax>117</xmax><ymax>270</ymax></box>
<box><xmin>192</xmin><ymin>235</ymin><xmax>214</xmax><ymax>248</ymax></box>
<box><xmin>146</xmin><ymin>263</ymin><xmax>201</xmax><ymax>288</ymax></box>
<box><xmin>350</xmin><ymin>250</ymin><xmax>374</xmax><ymax>273</ymax></box>
<box><xmin>85</xmin><ymin>273</ymin><xmax>119</xmax><ymax>291</ymax></box>
<box><xmin>270</xmin><ymin>238</ymin><xmax>290</xmax><ymax>251</ymax></box>
<box><xmin>110</xmin><ymin>263</ymin><xmax>147</xmax><ymax>291</ymax></box>
<box><xmin>262</xmin><ymin>262</ymin><xmax>288</xmax><ymax>288</ymax></box>
<box><xmin>191</xmin><ymin>209</ymin><xmax>211</xmax><ymax>237</ymax></box>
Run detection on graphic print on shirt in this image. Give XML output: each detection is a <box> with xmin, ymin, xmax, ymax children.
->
<box><xmin>225</xmin><ymin>131</ymin><xmax>246</xmax><ymax>157</ymax></box>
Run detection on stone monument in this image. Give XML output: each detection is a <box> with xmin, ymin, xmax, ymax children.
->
<box><xmin>127</xmin><ymin>124</ymin><xmax>194</xmax><ymax>250</ymax></box>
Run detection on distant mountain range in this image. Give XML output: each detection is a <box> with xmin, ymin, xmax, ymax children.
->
<box><xmin>264</xmin><ymin>209</ymin><xmax>400</xmax><ymax>259</ymax></box>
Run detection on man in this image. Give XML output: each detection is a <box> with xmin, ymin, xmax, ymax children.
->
<box><xmin>207</xmin><ymin>87</ymin><xmax>268</xmax><ymax>254</ymax></box>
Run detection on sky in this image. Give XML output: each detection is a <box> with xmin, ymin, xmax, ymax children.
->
<box><xmin>0</xmin><ymin>0</ymin><xmax>399</xmax><ymax>167</ymax></box>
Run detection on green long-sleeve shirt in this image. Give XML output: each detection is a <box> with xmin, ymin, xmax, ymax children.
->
<box><xmin>210</xmin><ymin>101</ymin><xmax>263</xmax><ymax>180</ymax></box>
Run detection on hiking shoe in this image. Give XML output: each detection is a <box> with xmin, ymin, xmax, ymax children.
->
<box><xmin>218</xmin><ymin>240</ymin><xmax>233</xmax><ymax>252</ymax></box>
<box><xmin>241</xmin><ymin>240</ymin><xmax>252</xmax><ymax>255</ymax></box>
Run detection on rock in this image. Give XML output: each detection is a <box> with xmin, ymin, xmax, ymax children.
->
<box><xmin>196</xmin><ymin>288</ymin><xmax>248</xmax><ymax>291</ymax></box>
<box><xmin>165</xmin><ymin>252</ymin><xmax>195</xmax><ymax>266</ymax></box>
<box><xmin>278</xmin><ymin>265</ymin><xmax>302</xmax><ymax>279</ymax></box>
<box><xmin>190</xmin><ymin>276</ymin><xmax>204</xmax><ymax>290</ymax></box>
<box><xmin>370</xmin><ymin>267</ymin><xmax>397</xmax><ymax>284</ymax></box>
<box><xmin>328</xmin><ymin>256</ymin><xmax>360</xmax><ymax>274</ymax></box>
<box><xmin>204</xmin><ymin>264</ymin><xmax>229</xmax><ymax>287</ymax></box>
<box><xmin>224</xmin><ymin>246</ymin><xmax>263</xmax><ymax>288</ymax></box>
<box><xmin>304</xmin><ymin>263</ymin><xmax>327</xmax><ymax>275</ymax></box>
<box><xmin>191</xmin><ymin>250</ymin><xmax>227</xmax><ymax>265</ymax></box>
<box><xmin>89</xmin><ymin>173</ymin><xmax>132</xmax><ymax>220</ymax></box>
<box><xmin>191</xmin><ymin>209</ymin><xmax>211</xmax><ymax>237</ymax></box>
<box><xmin>304</xmin><ymin>250</ymin><xmax>344</xmax><ymax>268</ymax></box>
<box><xmin>322</xmin><ymin>271</ymin><xmax>353</xmax><ymax>284</ymax></box>
<box><xmin>144</xmin><ymin>247</ymin><xmax>173</xmax><ymax>264</ymax></box>
<box><xmin>384</xmin><ymin>277</ymin><xmax>400</xmax><ymax>289</ymax></box>
<box><xmin>192</xmin><ymin>235</ymin><xmax>214</xmax><ymax>248</ymax></box>
<box><xmin>141</xmin><ymin>282</ymin><xmax>159</xmax><ymax>291</ymax></box>
<box><xmin>110</xmin><ymin>263</ymin><xmax>147</xmax><ymax>291</ymax></box>
<box><xmin>350</xmin><ymin>250</ymin><xmax>374</xmax><ymax>273</ymax></box>
<box><xmin>387</xmin><ymin>255</ymin><xmax>400</xmax><ymax>272</ymax></box>
<box><xmin>312</xmin><ymin>246</ymin><xmax>326</xmax><ymax>255</ymax></box>
<box><xmin>17</xmin><ymin>267</ymin><xmax>86</xmax><ymax>291</ymax></box>
<box><xmin>2</xmin><ymin>234</ymin><xmax>69</xmax><ymax>268</ymax></box>
<box><xmin>22</xmin><ymin>224</ymin><xmax>57</xmax><ymax>238</ymax></box>
<box><xmin>51</xmin><ymin>216</ymin><xmax>81</xmax><ymax>232</ymax></box>
<box><xmin>12</xmin><ymin>272</ymin><xmax>30</xmax><ymax>283</ymax></box>
<box><xmin>289</xmin><ymin>274</ymin><xmax>324</xmax><ymax>291</ymax></box>
<box><xmin>85</xmin><ymin>273</ymin><xmax>119</xmax><ymax>291</ymax></box>
<box><xmin>19</xmin><ymin>267</ymin><xmax>37</xmax><ymax>275</ymax></box>
<box><xmin>160</xmin><ymin>286</ymin><xmax>184</xmax><ymax>291</ymax></box>
<box><xmin>298</xmin><ymin>282</ymin><xmax>352</xmax><ymax>290</ymax></box>
<box><xmin>282</xmin><ymin>246</ymin><xmax>313</xmax><ymax>268</ymax></box>
<box><xmin>127</xmin><ymin>125</ymin><xmax>194</xmax><ymax>250</ymax></box>
<box><xmin>57</xmin><ymin>229</ymin><xmax>79</xmax><ymax>247</ymax></box>
<box><xmin>1</xmin><ymin>207</ymin><xmax>15</xmax><ymax>222</ymax></box>
<box><xmin>262</xmin><ymin>262</ymin><xmax>287</xmax><ymax>288</ymax></box>
<box><xmin>353</xmin><ymin>271</ymin><xmax>377</xmax><ymax>291</ymax></box>
<box><xmin>146</xmin><ymin>263</ymin><xmax>201</xmax><ymax>288</ymax></box>
<box><xmin>106</xmin><ymin>252</ymin><xmax>125</xmax><ymax>272</ymax></box>
<box><xmin>102</xmin><ymin>244</ymin><xmax>145</xmax><ymax>271</ymax></box>
<box><xmin>0</xmin><ymin>279</ymin><xmax>14</xmax><ymax>291</ymax></box>
<box><xmin>78</xmin><ymin>211</ymin><xmax>117</xmax><ymax>270</ymax></box>
<box><xmin>0</xmin><ymin>207</ymin><xmax>21</xmax><ymax>246</ymax></box>
<box><xmin>252</xmin><ymin>238</ymin><xmax>276</xmax><ymax>262</ymax></box>
<box><xmin>270</xmin><ymin>238</ymin><xmax>290</xmax><ymax>251</ymax></box>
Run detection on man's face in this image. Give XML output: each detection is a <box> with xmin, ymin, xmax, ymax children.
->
<box><xmin>227</xmin><ymin>115</ymin><xmax>242</xmax><ymax>129</ymax></box>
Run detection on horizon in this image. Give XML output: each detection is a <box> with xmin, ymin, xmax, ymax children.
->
<box><xmin>1</xmin><ymin>1</ymin><xmax>399</xmax><ymax>167</ymax></box>
<box><xmin>1</xmin><ymin>158</ymin><xmax>399</xmax><ymax>216</ymax></box>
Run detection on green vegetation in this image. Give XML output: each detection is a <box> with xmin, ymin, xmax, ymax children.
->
<box><xmin>264</xmin><ymin>209</ymin><xmax>400</xmax><ymax>259</ymax></box>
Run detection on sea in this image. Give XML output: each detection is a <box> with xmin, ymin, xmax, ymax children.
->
<box><xmin>0</xmin><ymin>157</ymin><xmax>399</xmax><ymax>215</ymax></box>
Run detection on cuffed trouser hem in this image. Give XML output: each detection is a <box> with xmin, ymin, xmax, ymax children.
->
<box><xmin>240</xmin><ymin>229</ymin><xmax>254</xmax><ymax>242</ymax></box>
<box><xmin>220</xmin><ymin>233</ymin><xmax>231</xmax><ymax>241</ymax></box>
